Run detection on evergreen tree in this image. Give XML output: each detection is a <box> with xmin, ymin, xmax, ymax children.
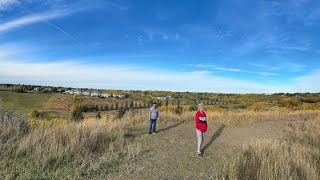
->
<box><xmin>105</xmin><ymin>104</ymin><xmax>109</xmax><ymax>111</ymax></box>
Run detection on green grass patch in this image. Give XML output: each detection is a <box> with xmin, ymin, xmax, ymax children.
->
<box><xmin>0</xmin><ymin>91</ymin><xmax>54</xmax><ymax>110</ymax></box>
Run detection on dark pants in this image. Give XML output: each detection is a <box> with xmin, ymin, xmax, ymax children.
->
<box><xmin>149</xmin><ymin>118</ymin><xmax>157</xmax><ymax>133</ymax></box>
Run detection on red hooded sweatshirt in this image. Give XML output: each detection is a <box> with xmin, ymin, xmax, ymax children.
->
<box><xmin>195</xmin><ymin>111</ymin><xmax>208</xmax><ymax>132</ymax></box>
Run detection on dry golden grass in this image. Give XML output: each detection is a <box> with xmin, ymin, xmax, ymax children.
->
<box><xmin>214</xmin><ymin>116</ymin><xmax>320</xmax><ymax>179</ymax></box>
<box><xmin>207</xmin><ymin>110</ymin><xmax>320</xmax><ymax>126</ymax></box>
<box><xmin>0</xmin><ymin>110</ymin><xmax>142</xmax><ymax>178</ymax></box>
<box><xmin>154</xmin><ymin>109</ymin><xmax>320</xmax><ymax>126</ymax></box>
<box><xmin>1</xmin><ymin>106</ymin><xmax>320</xmax><ymax>179</ymax></box>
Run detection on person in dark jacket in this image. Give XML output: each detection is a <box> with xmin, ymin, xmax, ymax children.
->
<box><xmin>149</xmin><ymin>102</ymin><xmax>159</xmax><ymax>134</ymax></box>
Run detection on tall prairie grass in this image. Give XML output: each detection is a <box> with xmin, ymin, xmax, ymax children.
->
<box><xmin>213</xmin><ymin>116</ymin><xmax>320</xmax><ymax>179</ymax></box>
<box><xmin>1</xmin><ymin>98</ymin><xmax>320</xmax><ymax>179</ymax></box>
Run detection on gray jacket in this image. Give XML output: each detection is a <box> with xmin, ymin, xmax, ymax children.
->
<box><xmin>150</xmin><ymin>106</ymin><xmax>159</xmax><ymax>119</ymax></box>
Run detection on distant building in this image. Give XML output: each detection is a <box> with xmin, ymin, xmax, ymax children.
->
<box><xmin>157</xmin><ymin>97</ymin><xmax>167</xmax><ymax>101</ymax></box>
<box><xmin>101</xmin><ymin>93</ymin><xmax>111</xmax><ymax>98</ymax></box>
<box><xmin>74</xmin><ymin>90</ymin><xmax>82</xmax><ymax>95</ymax></box>
<box><xmin>91</xmin><ymin>92</ymin><xmax>101</xmax><ymax>97</ymax></box>
<box><xmin>82</xmin><ymin>91</ymin><xmax>91</xmax><ymax>96</ymax></box>
<box><xmin>113</xmin><ymin>94</ymin><xmax>126</xmax><ymax>99</ymax></box>
<box><xmin>64</xmin><ymin>90</ymin><xmax>73</xmax><ymax>95</ymax></box>
<box><xmin>45</xmin><ymin>87</ymin><xmax>53</xmax><ymax>92</ymax></box>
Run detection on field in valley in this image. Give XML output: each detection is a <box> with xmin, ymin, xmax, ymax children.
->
<box><xmin>0</xmin><ymin>91</ymin><xmax>320</xmax><ymax>179</ymax></box>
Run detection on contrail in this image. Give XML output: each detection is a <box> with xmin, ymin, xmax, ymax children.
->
<box><xmin>18</xmin><ymin>4</ymin><xmax>85</xmax><ymax>46</ymax></box>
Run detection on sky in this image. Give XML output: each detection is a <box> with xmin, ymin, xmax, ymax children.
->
<box><xmin>0</xmin><ymin>0</ymin><xmax>320</xmax><ymax>93</ymax></box>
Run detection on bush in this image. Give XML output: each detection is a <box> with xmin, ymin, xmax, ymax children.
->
<box><xmin>30</xmin><ymin>109</ymin><xmax>40</xmax><ymax>119</ymax></box>
<box><xmin>29</xmin><ymin>109</ymin><xmax>48</xmax><ymax>119</ymax></box>
<box><xmin>70</xmin><ymin>104</ymin><xmax>84</xmax><ymax>122</ymax></box>
<box><xmin>189</xmin><ymin>104</ymin><xmax>198</xmax><ymax>111</ymax></box>
<box><xmin>95</xmin><ymin>112</ymin><xmax>101</xmax><ymax>120</ymax></box>
<box><xmin>115</xmin><ymin>108</ymin><xmax>127</xmax><ymax>120</ymax></box>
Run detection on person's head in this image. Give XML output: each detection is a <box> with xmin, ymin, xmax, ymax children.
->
<box><xmin>198</xmin><ymin>103</ymin><xmax>204</xmax><ymax>111</ymax></box>
<box><xmin>153</xmin><ymin>102</ymin><xmax>157</xmax><ymax>108</ymax></box>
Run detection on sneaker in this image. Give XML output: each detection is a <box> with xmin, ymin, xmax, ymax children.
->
<box><xmin>197</xmin><ymin>153</ymin><xmax>203</xmax><ymax>158</ymax></box>
<box><xmin>149</xmin><ymin>132</ymin><xmax>152</xmax><ymax>135</ymax></box>
<box><xmin>152</xmin><ymin>132</ymin><xmax>157</xmax><ymax>135</ymax></box>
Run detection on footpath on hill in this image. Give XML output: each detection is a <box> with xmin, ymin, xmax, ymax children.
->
<box><xmin>106</xmin><ymin>119</ymin><xmax>288</xmax><ymax>179</ymax></box>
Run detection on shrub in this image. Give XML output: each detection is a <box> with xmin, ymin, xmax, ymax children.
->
<box><xmin>30</xmin><ymin>109</ymin><xmax>40</xmax><ymax>119</ymax></box>
<box><xmin>70</xmin><ymin>104</ymin><xmax>84</xmax><ymax>122</ymax></box>
<box><xmin>95</xmin><ymin>112</ymin><xmax>101</xmax><ymax>120</ymax></box>
<box><xmin>115</xmin><ymin>108</ymin><xmax>127</xmax><ymax>120</ymax></box>
<box><xmin>72</xmin><ymin>94</ymin><xmax>78</xmax><ymax>101</ymax></box>
<box><xmin>29</xmin><ymin>109</ymin><xmax>48</xmax><ymax>119</ymax></box>
<box><xmin>189</xmin><ymin>104</ymin><xmax>198</xmax><ymax>111</ymax></box>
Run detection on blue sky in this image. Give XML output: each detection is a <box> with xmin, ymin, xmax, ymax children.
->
<box><xmin>0</xmin><ymin>0</ymin><xmax>320</xmax><ymax>93</ymax></box>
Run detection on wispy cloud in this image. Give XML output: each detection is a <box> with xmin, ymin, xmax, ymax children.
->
<box><xmin>0</xmin><ymin>9</ymin><xmax>70</xmax><ymax>33</ymax></box>
<box><xmin>295</xmin><ymin>69</ymin><xmax>320</xmax><ymax>92</ymax></box>
<box><xmin>0</xmin><ymin>58</ymin><xmax>288</xmax><ymax>93</ymax></box>
<box><xmin>214</xmin><ymin>67</ymin><xmax>279</xmax><ymax>76</ymax></box>
<box><xmin>0</xmin><ymin>43</ymin><xmax>30</xmax><ymax>58</ymax></box>
<box><xmin>184</xmin><ymin>64</ymin><xmax>216</xmax><ymax>68</ymax></box>
<box><xmin>0</xmin><ymin>44</ymin><xmax>315</xmax><ymax>93</ymax></box>
<box><xmin>250</xmin><ymin>62</ymin><xmax>306</xmax><ymax>72</ymax></box>
<box><xmin>185</xmin><ymin>64</ymin><xmax>279</xmax><ymax>76</ymax></box>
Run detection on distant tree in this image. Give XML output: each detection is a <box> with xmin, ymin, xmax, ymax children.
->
<box><xmin>105</xmin><ymin>104</ymin><xmax>109</xmax><ymax>111</ymax></box>
<box><xmin>189</xmin><ymin>104</ymin><xmax>198</xmax><ymax>111</ymax></box>
<box><xmin>72</xmin><ymin>94</ymin><xmax>78</xmax><ymax>101</ymax></box>
<box><xmin>176</xmin><ymin>99</ymin><xmax>181</xmax><ymax>114</ymax></box>
<box><xmin>130</xmin><ymin>101</ymin><xmax>134</xmax><ymax>109</ymax></box>
<box><xmin>95</xmin><ymin>112</ymin><xmax>101</xmax><ymax>120</ymax></box>
<box><xmin>30</xmin><ymin>109</ymin><xmax>40</xmax><ymax>119</ymax></box>
<box><xmin>0</xmin><ymin>98</ymin><xmax>3</xmax><ymax>121</ymax></box>
<box><xmin>70</xmin><ymin>104</ymin><xmax>84</xmax><ymax>122</ymax></box>
<box><xmin>99</xmin><ymin>105</ymin><xmax>104</xmax><ymax>111</ymax></box>
<box><xmin>115</xmin><ymin>107</ymin><xmax>126</xmax><ymax>120</ymax></box>
<box><xmin>165</xmin><ymin>98</ymin><xmax>169</xmax><ymax>110</ymax></box>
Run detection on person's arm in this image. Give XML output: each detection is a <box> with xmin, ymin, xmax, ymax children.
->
<box><xmin>194</xmin><ymin>112</ymin><xmax>198</xmax><ymax>122</ymax></box>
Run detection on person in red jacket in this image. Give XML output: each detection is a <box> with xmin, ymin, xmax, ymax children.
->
<box><xmin>194</xmin><ymin>103</ymin><xmax>207</xmax><ymax>157</ymax></box>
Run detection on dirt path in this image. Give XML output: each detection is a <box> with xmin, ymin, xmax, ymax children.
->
<box><xmin>107</xmin><ymin>120</ymin><xmax>288</xmax><ymax>179</ymax></box>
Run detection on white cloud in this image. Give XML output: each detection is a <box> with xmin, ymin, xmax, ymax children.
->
<box><xmin>0</xmin><ymin>44</ymin><xmax>314</xmax><ymax>93</ymax></box>
<box><xmin>215</xmin><ymin>67</ymin><xmax>279</xmax><ymax>76</ymax></box>
<box><xmin>185</xmin><ymin>64</ymin><xmax>279</xmax><ymax>76</ymax></box>
<box><xmin>0</xmin><ymin>57</ymin><xmax>290</xmax><ymax>93</ymax></box>
<box><xmin>250</xmin><ymin>62</ymin><xmax>306</xmax><ymax>72</ymax></box>
<box><xmin>215</xmin><ymin>67</ymin><xmax>242</xmax><ymax>72</ymax></box>
<box><xmin>0</xmin><ymin>9</ymin><xmax>70</xmax><ymax>33</ymax></box>
<box><xmin>184</xmin><ymin>64</ymin><xmax>216</xmax><ymax>68</ymax></box>
<box><xmin>295</xmin><ymin>69</ymin><xmax>320</xmax><ymax>92</ymax></box>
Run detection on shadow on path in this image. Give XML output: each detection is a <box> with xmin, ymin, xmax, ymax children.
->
<box><xmin>202</xmin><ymin>125</ymin><xmax>225</xmax><ymax>152</ymax></box>
<box><xmin>157</xmin><ymin>121</ymin><xmax>185</xmax><ymax>133</ymax></box>
<box><xmin>135</xmin><ymin>121</ymin><xmax>186</xmax><ymax>136</ymax></box>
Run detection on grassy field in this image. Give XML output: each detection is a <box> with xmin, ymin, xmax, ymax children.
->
<box><xmin>1</xmin><ymin>92</ymin><xmax>320</xmax><ymax>179</ymax></box>
<box><xmin>1</xmin><ymin>103</ymin><xmax>320</xmax><ymax>179</ymax></box>
<box><xmin>0</xmin><ymin>91</ymin><xmax>54</xmax><ymax>110</ymax></box>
